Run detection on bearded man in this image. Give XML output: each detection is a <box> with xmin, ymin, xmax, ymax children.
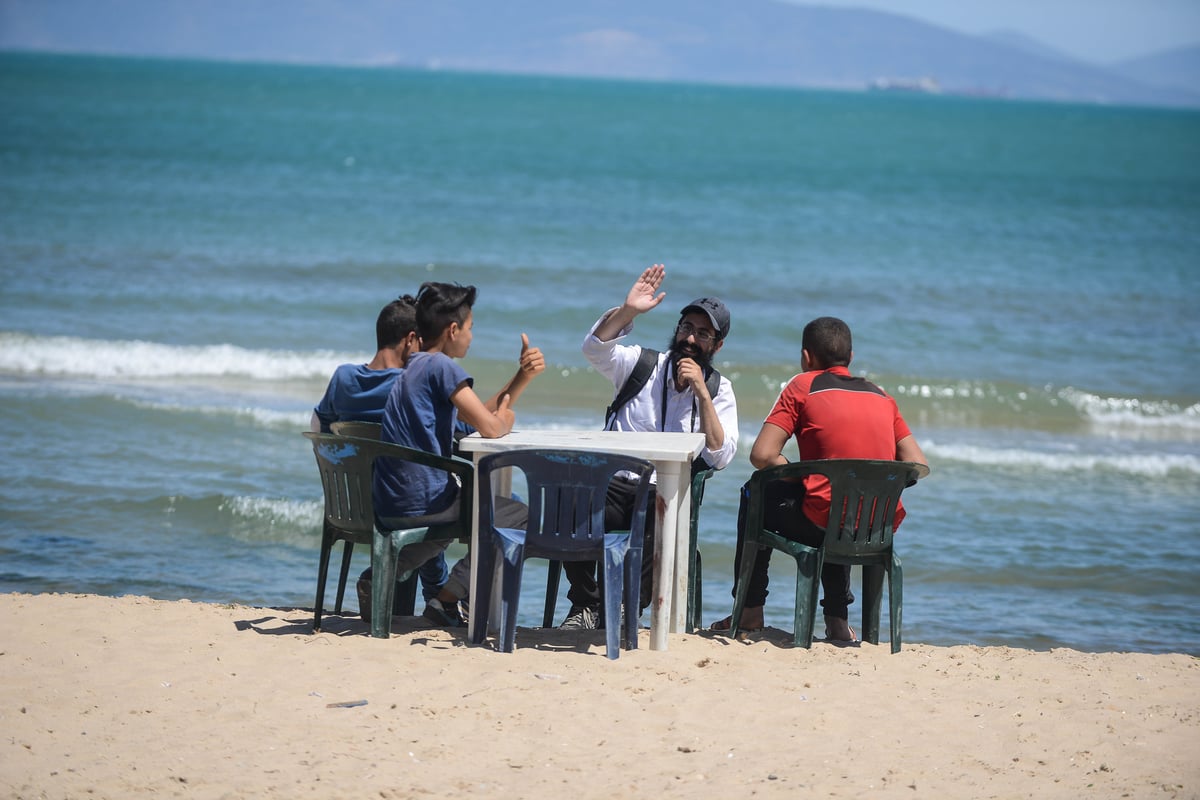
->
<box><xmin>559</xmin><ymin>264</ymin><xmax>740</xmax><ymax>630</ymax></box>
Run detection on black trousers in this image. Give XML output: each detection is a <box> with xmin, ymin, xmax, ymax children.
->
<box><xmin>562</xmin><ymin>476</ymin><xmax>656</xmax><ymax>615</ymax></box>
<box><xmin>732</xmin><ymin>479</ymin><xmax>854</xmax><ymax>619</ymax></box>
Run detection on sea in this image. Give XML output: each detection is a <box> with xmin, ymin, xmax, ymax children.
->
<box><xmin>2</xmin><ymin>52</ymin><xmax>1197</xmax><ymax>655</ymax></box>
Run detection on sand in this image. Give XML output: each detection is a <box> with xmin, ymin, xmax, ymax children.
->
<box><xmin>1</xmin><ymin>592</ymin><xmax>1196</xmax><ymax>799</ymax></box>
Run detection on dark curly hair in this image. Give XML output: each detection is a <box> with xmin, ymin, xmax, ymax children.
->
<box><xmin>376</xmin><ymin>294</ymin><xmax>418</xmax><ymax>350</ymax></box>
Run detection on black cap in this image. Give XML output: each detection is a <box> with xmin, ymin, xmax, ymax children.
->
<box><xmin>680</xmin><ymin>297</ymin><xmax>731</xmax><ymax>341</ymax></box>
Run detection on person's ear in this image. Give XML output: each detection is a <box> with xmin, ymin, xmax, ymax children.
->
<box><xmin>801</xmin><ymin>349</ymin><xmax>812</xmax><ymax>371</ymax></box>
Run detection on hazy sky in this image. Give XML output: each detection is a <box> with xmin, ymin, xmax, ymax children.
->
<box><xmin>794</xmin><ymin>0</ymin><xmax>1200</xmax><ymax>63</ymax></box>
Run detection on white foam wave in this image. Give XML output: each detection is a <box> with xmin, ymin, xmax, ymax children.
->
<box><xmin>225</xmin><ymin>495</ymin><xmax>322</xmax><ymax>526</ymax></box>
<box><xmin>0</xmin><ymin>331</ymin><xmax>353</xmax><ymax>380</ymax></box>
<box><xmin>1059</xmin><ymin>388</ymin><xmax>1200</xmax><ymax>430</ymax></box>
<box><xmin>925</xmin><ymin>441</ymin><xmax>1200</xmax><ymax>479</ymax></box>
<box><xmin>222</xmin><ymin>496</ymin><xmax>324</xmax><ymax>546</ymax></box>
<box><xmin>122</xmin><ymin>398</ymin><xmax>311</xmax><ymax>430</ymax></box>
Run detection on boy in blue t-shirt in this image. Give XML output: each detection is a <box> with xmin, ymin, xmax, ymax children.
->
<box><xmin>311</xmin><ymin>294</ymin><xmax>448</xmax><ymax>603</ymax></box>
<box><xmin>311</xmin><ymin>295</ymin><xmax>420</xmax><ymax>433</ymax></box>
<box><xmin>370</xmin><ymin>281</ymin><xmax>545</xmax><ymax>627</ymax></box>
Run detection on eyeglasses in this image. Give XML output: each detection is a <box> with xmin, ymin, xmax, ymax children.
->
<box><xmin>676</xmin><ymin>321</ymin><xmax>718</xmax><ymax>344</ymax></box>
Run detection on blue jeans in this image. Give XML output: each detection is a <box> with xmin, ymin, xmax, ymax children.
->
<box><xmin>417</xmin><ymin>551</ymin><xmax>449</xmax><ymax>601</ymax></box>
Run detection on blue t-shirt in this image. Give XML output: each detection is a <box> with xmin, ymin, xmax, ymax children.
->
<box><xmin>313</xmin><ymin>363</ymin><xmax>401</xmax><ymax>432</ymax></box>
<box><xmin>374</xmin><ymin>351</ymin><xmax>472</xmax><ymax>521</ymax></box>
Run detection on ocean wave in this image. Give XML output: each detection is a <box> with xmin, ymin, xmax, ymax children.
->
<box><xmin>0</xmin><ymin>331</ymin><xmax>352</xmax><ymax>380</ymax></box>
<box><xmin>123</xmin><ymin>397</ymin><xmax>311</xmax><ymax>430</ymax></box>
<box><xmin>925</xmin><ymin>441</ymin><xmax>1200</xmax><ymax>479</ymax></box>
<box><xmin>891</xmin><ymin>379</ymin><xmax>1200</xmax><ymax>436</ymax></box>
<box><xmin>1058</xmin><ymin>387</ymin><xmax>1200</xmax><ymax>430</ymax></box>
<box><xmin>220</xmin><ymin>496</ymin><xmax>323</xmax><ymax>545</ymax></box>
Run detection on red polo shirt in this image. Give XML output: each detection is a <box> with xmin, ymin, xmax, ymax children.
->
<box><xmin>765</xmin><ymin>366</ymin><xmax>913</xmax><ymax>528</ymax></box>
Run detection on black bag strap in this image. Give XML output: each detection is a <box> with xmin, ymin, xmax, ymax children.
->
<box><xmin>604</xmin><ymin>348</ymin><xmax>722</xmax><ymax>431</ymax></box>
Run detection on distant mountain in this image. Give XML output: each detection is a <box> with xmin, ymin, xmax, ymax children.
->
<box><xmin>1</xmin><ymin>0</ymin><xmax>1197</xmax><ymax>108</ymax></box>
<box><xmin>1110</xmin><ymin>44</ymin><xmax>1200</xmax><ymax>96</ymax></box>
<box><xmin>979</xmin><ymin>30</ymin><xmax>1077</xmax><ymax>64</ymax></box>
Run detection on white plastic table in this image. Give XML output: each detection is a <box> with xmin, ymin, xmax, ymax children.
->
<box><xmin>458</xmin><ymin>429</ymin><xmax>706</xmax><ymax>651</ymax></box>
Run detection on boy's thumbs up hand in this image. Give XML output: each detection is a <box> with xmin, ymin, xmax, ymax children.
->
<box><xmin>518</xmin><ymin>333</ymin><xmax>545</xmax><ymax>378</ymax></box>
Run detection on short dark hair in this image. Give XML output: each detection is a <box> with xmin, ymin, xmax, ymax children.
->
<box><xmin>802</xmin><ymin>316</ymin><xmax>852</xmax><ymax>368</ymax></box>
<box><xmin>376</xmin><ymin>295</ymin><xmax>417</xmax><ymax>350</ymax></box>
<box><xmin>415</xmin><ymin>282</ymin><xmax>477</xmax><ymax>342</ymax></box>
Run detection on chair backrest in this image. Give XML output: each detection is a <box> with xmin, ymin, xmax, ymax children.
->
<box><xmin>477</xmin><ymin>448</ymin><xmax>655</xmax><ymax>558</ymax></box>
<box><xmin>303</xmin><ymin>431</ymin><xmax>376</xmax><ymax>537</ymax></box>
<box><xmin>303</xmin><ymin>431</ymin><xmax>476</xmax><ymax>535</ymax></box>
<box><xmin>747</xmin><ymin>459</ymin><xmax>925</xmax><ymax>562</ymax></box>
<box><xmin>330</xmin><ymin>420</ymin><xmax>383</xmax><ymax>439</ymax></box>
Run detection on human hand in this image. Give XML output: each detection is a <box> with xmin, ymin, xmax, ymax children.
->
<box><xmin>674</xmin><ymin>357</ymin><xmax>710</xmax><ymax>399</ymax></box>
<box><xmin>623</xmin><ymin>264</ymin><xmax>667</xmax><ymax>316</ymax></box>
<box><xmin>518</xmin><ymin>333</ymin><xmax>545</xmax><ymax>378</ymax></box>
<box><xmin>495</xmin><ymin>393</ymin><xmax>515</xmax><ymax>432</ymax></box>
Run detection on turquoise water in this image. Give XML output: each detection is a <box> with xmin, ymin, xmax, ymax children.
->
<box><xmin>1</xmin><ymin>52</ymin><xmax>1198</xmax><ymax>653</ymax></box>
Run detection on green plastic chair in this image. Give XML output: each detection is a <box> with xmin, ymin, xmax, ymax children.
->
<box><xmin>470</xmin><ymin>448</ymin><xmax>654</xmax><ymax>659</ymax></box>
<box><xmin>304</xmin><ymin>421</ymin><xmax>418</xmax><ymax>630</ymax></box>
<box><xmin>685</xmin><ymin>468</ymin><xmax>714</xmax><ymax>633</ymax></box>
<box><xmin>729</xmin><ymin>459</ymin><xmax>928</xmax><ymax>653</ymax></box>
<box><xmin>539</xmin><ymin>466</ymin><xmax>714</xmax><ymax>632</ymax></box>
<box><xmin>303</xmin><ymin>432</ymin><xmax>473</xmax><ymax>638</ymax></box>
<box><xmin>330</xmin><ymin>420</ymin><xmax>383</xmax><ymax>439</ymax></box>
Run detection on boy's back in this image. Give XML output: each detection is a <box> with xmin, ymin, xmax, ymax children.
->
<box><xmin>376</xmin><ymin>351</ymin><xmax>471</xmax><ymax>520</ymax></box>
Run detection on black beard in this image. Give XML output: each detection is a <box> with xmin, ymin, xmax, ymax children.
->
<box><xmin>666</xmin><ymin>334</ymin><xmax>714</xmax><ymax>375</ymax></box>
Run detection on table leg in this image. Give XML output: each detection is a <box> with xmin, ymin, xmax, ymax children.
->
<box><xmin>670</xmin><ymin>475</ymin><xmax>693</xmax><ymax>633</ymax></box>
<box><xmin>466</xmin><ymin>454</ymin><xmax>484</xmax><ymax>644</ymax></box>
<box><xmin>650</xmin><ymin>461</ymin><xmax>683</xmax><ymax>650</ymax></box>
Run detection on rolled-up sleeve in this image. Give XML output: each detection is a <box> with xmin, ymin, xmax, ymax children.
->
<box><xmin>581</xmin><ymin>307</ymin><xmax>640</xmax><ymax>385</ymax></box>
<box><xmin>704</xmin><ymin>375</ymin><xmax>739</xmax><ymax>470</ymax></box>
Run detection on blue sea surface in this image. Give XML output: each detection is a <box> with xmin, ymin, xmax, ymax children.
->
<box><xmin>1</xmin><ymin>52</ymin><xmax>1198</xmax><ymax>653</ymax></box>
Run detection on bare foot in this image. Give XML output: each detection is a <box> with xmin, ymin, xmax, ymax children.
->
<box><xmin>824</xmin><ymin>615</ymin><xmax>857</xmax><ymax>642</ymax></box>
<box><xmin>710</xmin><ymin>606</ymin><xmax>765</xmax><ymax>632</ymax></box>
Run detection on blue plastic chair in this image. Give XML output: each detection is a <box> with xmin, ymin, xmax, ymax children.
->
<box><xmin>539</xmin><ymin>466</ymin><xmax>714</xmax><ymax>632</ymax></box>
<box><xmin>729</xmin><ymin>459</ymin><xmax>927</xmax><ymax>652</ymax></box>
<box><xmin>469</xmin><ymin>448</ymin><xmax>654</xmax><ymax>660</ymax></box>
<box><xmin>303</xmin><ymin>432</ymin><xmax>473</xmax><ymax>639</ymax></box>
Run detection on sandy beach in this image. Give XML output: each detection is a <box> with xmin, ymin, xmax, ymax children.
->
<box><xmin>1</xmin><ymin>593</ymin><xmax>1196</xmax><ymax>799</ymax></box>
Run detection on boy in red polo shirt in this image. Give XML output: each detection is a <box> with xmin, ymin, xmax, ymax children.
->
<box><xmin>712</xmin><ymin>316</ymin><xmax>926</xmax><ymax>641</ymax></box>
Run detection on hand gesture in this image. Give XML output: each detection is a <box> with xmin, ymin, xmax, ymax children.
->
<box><xmin>518</xmin><ymin>333</ymin><xmax>545</xmax><ymax>378</ymax></box>
<box><xmin>623</xmin><ymin>264</ymin><xmax>667</xmax><ymax>316</ymax></box>
<box><xmin>674</xmin><ymin>357</ymin><xmax>710</xmax><ymax>399</ymax></box>
<box><xmin>494</xmin><ymin>392</ymin><xmax>515</xmax><ymax>433</ymax></box>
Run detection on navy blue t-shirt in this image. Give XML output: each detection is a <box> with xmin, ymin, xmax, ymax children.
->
<box><xmin>374</xmin><ymin>351</ymin><xmax>472</xmax><ymax>521</ymax></box>
<box><xmin>313</xmin><ymin>363</ymin><xmax>401</xmax><ymax>432</ymax></box>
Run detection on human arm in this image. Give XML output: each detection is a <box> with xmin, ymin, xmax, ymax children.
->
<box><xmin>452</xmin><ymin>382</ymin><xmax>514</xmax><ymax>439</ymax></box>
<box><xmin>896</xmin><ymin>434</ymin><xmax>926</xmax><ymax>466</ymax></box>
<box><xmin>682</xmin><ymin>367</ymin><xmax>738</xmax><ymax>468</ymax></box>
<box><xmin>592</xmin><ymin>264</ymin><xmax>667</xmax><ymax>342</ymax></box>
<box><xmin>675</xmin><ymin>358</ymin><xmax>725</xmax><ymax>453</ymax></box>
<box><xmin>483</xmin><ymin>333</ymin><xmax>545</xmax><ymax>411</ymax></box>
<box><xmin>749</xmin><ymin>421</ymin><xmax>791</xmax><ymax>470</ymax></box>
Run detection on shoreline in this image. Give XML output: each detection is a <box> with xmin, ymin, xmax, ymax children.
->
<box><xmin>2</xmin><ymin>592</ymin><xmax>1196</xmax><ymax>799</ymax></box>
